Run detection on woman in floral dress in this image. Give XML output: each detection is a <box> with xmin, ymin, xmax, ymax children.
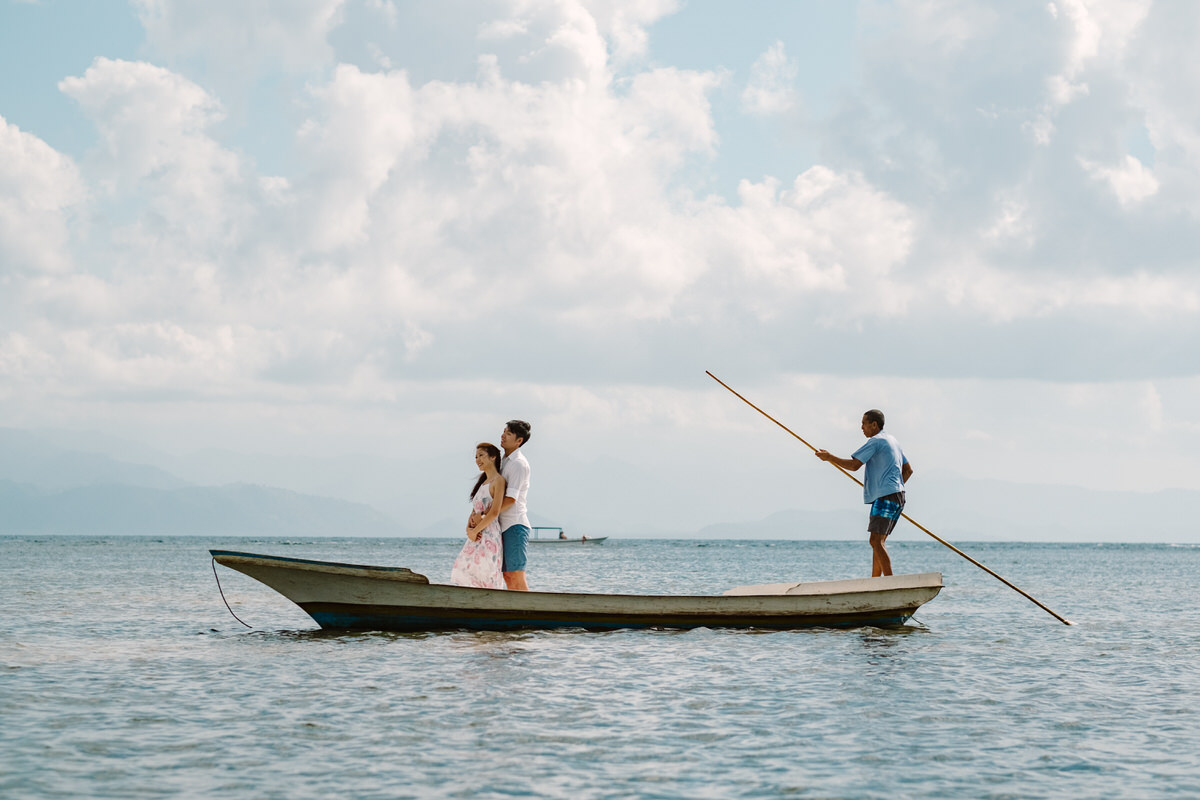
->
<box><xmin>450</xmin><ymin>443</ymin><xmax>508</xmax><ymax>589</ymax></box>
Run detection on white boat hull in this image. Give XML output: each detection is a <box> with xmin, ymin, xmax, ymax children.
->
<box><xmin>211</xmin><ymin>550</ymin><xmax>942</xmax><ymax>632</ymax></box>
<box><xmin>529</xmin><ymin>536</ymin><xmax>607</xmax><ymax>544</ymax></box>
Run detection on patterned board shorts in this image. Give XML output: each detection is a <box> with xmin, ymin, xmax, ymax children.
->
<box><xmin>867</xmin><ymin>492</ymin><xmax>906</xmax><ymax>537</ymax></box>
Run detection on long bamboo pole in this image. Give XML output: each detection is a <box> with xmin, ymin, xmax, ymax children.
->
<box><xmin>706</xmin><ymin>370</ymin><xmax>1073</xmax><ymax>626</ymax></box>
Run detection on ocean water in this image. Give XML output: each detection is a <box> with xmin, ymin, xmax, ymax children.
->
<box><xmin>2</xmin><ymin>535</ymin><xmax>1198</xmax><ymax>799</ymax></box>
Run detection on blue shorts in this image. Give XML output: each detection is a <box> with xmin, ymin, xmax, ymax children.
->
<box><xmin>867</xmin><ymin>492</ymin><xmax>905</xmax><ymax>537</ymax></box>
<box><xmin>501</xmin><ymin>524</ymin><xmax>530</xmax><ymax>573</ymax></box>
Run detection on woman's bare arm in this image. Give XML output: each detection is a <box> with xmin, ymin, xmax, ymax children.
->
<box><xmin>468</xmin><ymin>476</ymin><xmax>507</xmax><ymax>537</ymax></box>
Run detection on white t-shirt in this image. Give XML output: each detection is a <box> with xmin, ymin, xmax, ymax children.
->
<box><xmin>498</xmin><ymin>448</ymin><xmax>531</xmax><ymax>530</ymax></box>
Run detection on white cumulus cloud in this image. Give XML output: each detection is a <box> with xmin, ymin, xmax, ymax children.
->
<box><xmin>133</xmin><ymin>0</ymin><xmax>347</xmax><ymax>75</ymax></box>
<box><xmin>0</xmin><ymin>116</ymin><xmax>84</xmax><ymax>275</ymax></box>
<box><xmin>1079</xmin><ymin>153</ymin><xmax>1159</xmax><ymax>206</ymax></box>
<box><xmin>741</xmin><ymin>41</ymin><xmax>798</xmax><ymax>116</ymax></box>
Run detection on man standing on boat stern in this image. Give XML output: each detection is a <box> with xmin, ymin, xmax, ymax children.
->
<box><xmin>814</xmin><ymin>410</ymin><xmax>913</xmax><ymax>578</ymax></box>
<box><xmin>480</xmin><ymin>420</ymin><xmax>532</xmax><ymax>591</ymax></box>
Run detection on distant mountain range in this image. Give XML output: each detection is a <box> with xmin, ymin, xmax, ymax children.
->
<box><xmin>691</xmin><ymin>479</ymin><xmax>1193</xmax><ymax>542</ymax></box>
<box><xmin>0</xmin><ymin>481</ymin><xmax>402</xmax><ymax>536</ymax></box>
<box><xmin>0</xmin><ymin>428</ymin><xmax>187</xmax><ymax>491</ymax></box>
<box><xmin>0</xmin><ymin>427</ymin><xmax>1193</xmax><ymax>541</ymax></box>
<box><xmin>0</xmin><ymin>428</ymin><xmax>400</xmax><ymax>536</ymax></box>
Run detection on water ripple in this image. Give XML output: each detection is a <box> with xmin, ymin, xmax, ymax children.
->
<box><xmin>2</xmin><ymin>536</ymin><xmax>1200</xmax><ymax>798</ymax></box>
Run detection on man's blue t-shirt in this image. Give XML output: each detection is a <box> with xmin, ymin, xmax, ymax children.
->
<box><xmin>852</xmin><ymin>432</ymin><xmax>908</xmax><ymax>504</ymax></box>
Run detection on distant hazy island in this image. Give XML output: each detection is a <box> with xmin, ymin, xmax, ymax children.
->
<box><xmin>0</xmin><ymin>428</ymin><xmax>1193</xmax><ymax>542</ymax></box>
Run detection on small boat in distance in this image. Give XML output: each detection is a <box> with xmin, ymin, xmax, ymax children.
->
<box><xmin>529</xmin><ymin>526</ymin><xmax>607</xmax><ymax>544</ymax></box>
<box><xmin>210</xmin><ymin>550</ymin><xmax>942</xmax><ymax>632</ymax></box>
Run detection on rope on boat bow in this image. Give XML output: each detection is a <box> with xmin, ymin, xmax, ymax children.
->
<box><xmin>211</xmin><ymin>557</ymin><xmax>253</xmax><ymax>628</ymax></box>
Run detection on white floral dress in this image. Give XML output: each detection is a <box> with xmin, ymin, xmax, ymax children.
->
<box><xmin>449</xmin><ymin>482</ymin><xmax>506</xmax><ymax>589</ymax></box>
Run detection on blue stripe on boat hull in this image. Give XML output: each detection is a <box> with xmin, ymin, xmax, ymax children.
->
<box><xmin>303</xmin><ymin>604</ymin><xmax>917</xmax><ymax>632</ymax></box>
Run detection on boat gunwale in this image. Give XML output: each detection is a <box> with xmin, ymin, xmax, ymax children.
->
<box><xmin>211</xmin><ymin>549</ymin><xmax>430</xmax><ymax>581</ymax></box>
<box><xmin>210</xmin><ymin>549</ymin><xmax>942</xmax><ymax>601</ymax></box>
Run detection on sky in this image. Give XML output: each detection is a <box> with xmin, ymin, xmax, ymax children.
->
<box><xmin>0</xmin><ymin>0</ymin><xmax>1197</xmax><ymax>534</ymax></box>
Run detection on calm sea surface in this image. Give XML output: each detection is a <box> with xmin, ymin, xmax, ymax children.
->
<box><xmin>2</xmin><ymin>535</ymin><xmax>1199</xmax><ymax>799</ymax></box>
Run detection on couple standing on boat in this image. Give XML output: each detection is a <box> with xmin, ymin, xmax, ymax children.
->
<box><xmin>450</xmin><ymin>420</ymin><xmax>533</xmax><ymax>591</ymax></box>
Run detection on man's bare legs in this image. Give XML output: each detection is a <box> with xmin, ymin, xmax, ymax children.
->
<box><xmin>503</xmin><ymin>571</ymin><xmax>528</xmax><ymax>591</ymax></box>
<box><xmin>869</xmin><ymin>532</ymin><xmax>893</xmax><ymax>577</ymax></box>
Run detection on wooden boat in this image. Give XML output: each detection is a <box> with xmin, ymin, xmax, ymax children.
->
<box><xmin>528</xmin><ymin>526</ymin><xmax>607</xmax><ymax>544</ymax></box>
<box><xmin>211</xmin><ymin>550</ymin><xmax>941</xmax><ymax>632</ymax></box>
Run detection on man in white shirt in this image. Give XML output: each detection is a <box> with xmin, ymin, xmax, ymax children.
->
<box><xmin>472</xmin><ymin>419</ymin><xmax>533</xmax><ymax>590</ymax></box>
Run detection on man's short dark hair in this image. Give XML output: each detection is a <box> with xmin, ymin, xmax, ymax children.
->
<box><xmin>505</xmin><ymin>419</ymin><xmax>531</xmax><ymax>446</ymax></box>
<box><xmin>863</xmin><ymin>409</ymin><xmax>885</xmax><ymax>430</ymax></box>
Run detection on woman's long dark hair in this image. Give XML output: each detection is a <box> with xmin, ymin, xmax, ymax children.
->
<box><xmin>470</xmin><ymin>443</ymin><xmax>503</xmax><ymax>500</ymax></box>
